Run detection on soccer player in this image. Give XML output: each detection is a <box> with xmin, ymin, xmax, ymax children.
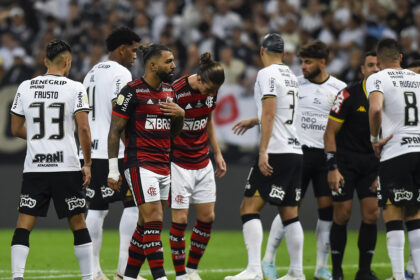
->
<box><xmin>227</xmin><ymin>33</ymin><xmax>304</xmax><ymax>280</ymax></box>
<box><xmin>108</xmin><ymin>44</ymin><xmax>184</xmax><ymax>280</ymax></box>
<box><xmin>169</xmin><ymin>52</ymin><xmax>226</xmax><ymax>280</ymax></box>
<box><xmin>81</xmin><ymin>27</ymin><xmax>145</xmax><ymax>280</ymax></box>
<box><xmin>10</xmin><ymin>40</ymin><xmax>93</xmax><ymax>280</ymax></box>
<box><xmin>324</xmin><ymin>51</ymin><xmax>380</xmax><ymax>280</ymax></box>
<box><xmin>367</xmin><ymin>38</ymin><xmax>420</xmax><ymax>280</ymax></box>
<box><xmin>261</xmin><ymin>40</ymin><xmax>346</xmax><ymax>280</ymax></box>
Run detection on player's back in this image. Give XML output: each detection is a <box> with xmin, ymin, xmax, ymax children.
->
<box><xmin>254</xmin><ymin>64</ymin><xmax>301</xmax><ymax>154</ymax></box>
<box><xmin>82</xmin><ymin>61</ymin><xmax>132</xmax><ymax>159</ymax></box>
<box><xmin>11</xmin><ymin>74</ymin><xmax>90</xmax><ymax>172</ymax></box>
<box><xmin>367</xmin><ymin>69</ymin><xmax>420</xmax><ymax>161</ymax></box>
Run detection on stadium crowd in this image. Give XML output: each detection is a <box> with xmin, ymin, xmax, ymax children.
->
<box><xmin>1</xmin><ymin>0</ymin><xmax>420</xmax><ymax>88</ymax></box>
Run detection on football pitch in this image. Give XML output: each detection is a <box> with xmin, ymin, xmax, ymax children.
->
<box><xmin>0</xmin><ymin>229</ymin><xmax>409</xmax><ymax>280</ymax></box>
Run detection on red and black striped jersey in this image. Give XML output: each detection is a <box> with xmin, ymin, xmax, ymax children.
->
<box><xmin>171</xmin><ymin>75</ymin><xmax>217</xmax><ymax>169</ymax></box>
<box><xmin>112</xmin><ymin>78</ymin><xmax>175</xmax><ymax>175</ymax></box>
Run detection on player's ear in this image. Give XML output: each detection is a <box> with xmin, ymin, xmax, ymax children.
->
<box><xmin>43</xmin><ymin>57</ymin><xmax>48</xmax><ymax>68</ymax></box>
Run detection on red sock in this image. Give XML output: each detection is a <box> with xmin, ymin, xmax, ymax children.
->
<box><xmin>125</xmin><ymin>224</ymin><xmax>145</xmax><ymax>278</ymax></box>
<box><xmin>187</xmin><ymin>220</ymin><xmax>213</xmax><ymax>269</ymax></box>
<box><xmin>170</xmin><ymin>222</ymin><xmax>187</xmax><ymax>276</ymax></box>
<box><xmin>143</xmin><ymin>221</ymin><xmax>165</xmax><ymax>279</ymax></box>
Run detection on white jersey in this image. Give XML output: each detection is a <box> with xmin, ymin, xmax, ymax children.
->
<box><xmin>296</xmin><ymin>75</ymin><xmax>346</xmax><ymax>148</ymax></box>
<box><xmin>254</xmin><ymin>64</ymin><xmax>301</xmax><ymax>154</ymax></box>
<box><xmin>81</xmin><ymin>60</ymin><xmax>132</xmax><ymax>159</ymax></box>
<box><xmin>366</xmin><ymin>68</ymin><xmax>420</xmax><ymax>161</ymax></box>
<box><xmin>10</xmin><ymin>74</ymin><xmax>90</xmax><ymax>173</ymax></box>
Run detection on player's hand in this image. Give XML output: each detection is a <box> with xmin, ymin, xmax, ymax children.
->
<box><xmin>328</xmin><ymin>169</ymin><xmax>344</xmax><ymax>193</ymax></box>
<box><xmin>258</xmin><ymin>152</ymin><xmax>273</xmax><ymax>176</ymax></box>
<box><xmin>81</xmin><ymin>165</ymin><xmax>91</xmax><ymax>189</ymax></box>
<box><xmin>160</xmin><ymin>99</ymin><xmax>185</xmax><ymax>117</ymax></box>
<box><xmin>214</xmin><ymin>152</ymin><xmax>227</xmax><ymax>178</ymax></box>
<box><xmin>370</xmin><ymin>177</ymin><xmax>378</xmax><ymax>193</ymax></box>
<box><xmin>108</xmin><ymin>175</ymin><xmax>122</xmax><ymax>192</ymax></box>
<box><xmin>232</xmin><ymin>118</ymin><xmax>257</xmax><ymax>135</ymax></box>
<box><xmin>372</xmin><ymin>135</ymin><xmax>393</xmax><ymax>158</ymax></box>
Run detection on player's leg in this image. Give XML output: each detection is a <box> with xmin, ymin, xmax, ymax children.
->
<box><xmin>314</xmin><ymin>196</ymin><xmax>333</xmax><ymax>279</ymax></box>
<box><xmin>262</xmin><ymin>214</ymin><xmax>284</xmax><ymax>279</ymax></box>
<box><xmin>404</xmin><ymin>207</ymin><xmax>420</xmax><ymax>280</ymax></box>
<box><xmin>12</xmin><ymin>213</ymin><xmax>36</xmax><ymax>280</ymax></box>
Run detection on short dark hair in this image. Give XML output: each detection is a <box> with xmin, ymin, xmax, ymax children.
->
<box><xmin>297</xmin><ymin>40</ymin><xmax>329</xmax><ymax>60</ymax></box>
<box><xmin>139</xmin><ymin>43</ymin><xmax>171</xmax><ymax>64</ymax></box>
<box><xmin>407</xmin><ymin>60</ymin><xmax>420</xmax><ymax>69</ymax></box>
<box><xmin>106</xmin><ymin>27</ymin><xmax>141</xmax><ymax>52</ymax></box>
<box><xmin>46</xmin><ymin>40</ymin><xmax>72</xmax><ymax>61</ymax></box>
<box><xmin>361</xmin><ymin>51</ymin><xmax>376</xmax><ymax>65</ymax></box>
<box><xmin>197</xmin><ymin>52</ymin><xmax>225</xmax><ymax>86</ymax></box>
<box><xmin>377</xmin><ymin>38</ymin><xmax>401</xmax><ymax>62</ymax></box>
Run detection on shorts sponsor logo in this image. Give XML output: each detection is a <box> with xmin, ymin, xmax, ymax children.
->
<box><xmin>32</xmin><ymin>151</ymin><xmax>63</xmax><ymax>167</ymax></box>
<box><xmin>206</xmin><ymin>96</ymin><xmax>214</xmax><ymax>108</ymax></box>
<box><xmin>175</xmin><ymin>195</ymin><xmax>184</xmax><ymax>204</ymax></box>
<box><xmin>145</xmin><ymin>116</ymin><xmax>171</xmax><ymax>130</ymax></box>
<box><xmin>147</xmin><ymin>186</ymin><xmax>157</xmax><ymax>196</ymax></box>
<box><xmin>65</xmin><ymin>197</ymin><xmax>86</xmax><ymax>210</ymax></box>
<box><xmin>183</xmin><ymin>118</ymin><xmax>208</xmax><ymax>131</ymax></box>
<box><xmin>269</xmin><ymin>185</ymin><xmax>285</xmax><ymax>200</ymax></box>
<box><xmin>295</xmin><ymin>188</ymin><xmax>301</xmax><ymax>201</ymax></box>
<box><xmin>393</xmin><ymin>189</ymin><xmax>413</xmax><ymax>202</ymax></box>
<box><xmin>245</xmin><ymin>181</ymin><xmax>251</xmax><ymax>189</ymax></box>
<box><xmin>417</xmin><ymin>191</ymin><xmax>420</xmax><ymax>202</ymax></box>
<box><xmin>101</xmin><ymin>186</ymin><xmax>114</xmax><ymax>198</ymax></box>
<box><xmin>86</xmin><ymin>187</ymin><xmax>95</xmax><ymax>198</ymax></box>
<box><xmin>20</xmin><ymin>195</ymin><xmax>36</xmax><ymax>208</ymax></box>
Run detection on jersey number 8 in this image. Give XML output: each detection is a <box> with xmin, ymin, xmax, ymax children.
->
<box><xmin>404</xmin><ymin>91</ymin><xmax>418</xmax><ymax>126</ymax></box>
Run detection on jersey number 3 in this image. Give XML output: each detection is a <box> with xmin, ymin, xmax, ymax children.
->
<box><xmin>30</xmin><ymin>102</ymin><xmax>65</xmax><ymax>140</ymax></box>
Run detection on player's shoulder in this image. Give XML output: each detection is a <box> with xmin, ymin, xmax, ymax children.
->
<box><xmin>326</xmin><ymin>75</ymin><xmax>347</xmax><ymax>91</ymax></box>
<box><xmin>64</xmin><ymin>77</ymin><xmax>84</xmax><ymax>90</ymax></box>
<box><xmin>345</xmin><ymin>80</ymin><xmax>363</xmax><ymax>94</ymax></box>
<box><xmin>172</xmin><ymin>75</ymin><xmax>189</xmax><ymax>89</ymax></box>
<box><xmin>127</xmin><ymin>78</ymin><xmax>144</xmax><ymax>88</ymax></box>
<box><xmin>297</xmin><ymin>75</ymin><xmax>309</xmax><ymax>85</ymax></box>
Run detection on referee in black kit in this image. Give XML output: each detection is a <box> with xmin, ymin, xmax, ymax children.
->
<box><xmin>323</xmin><ymin>51</ymin><xmax>380</xmax><ymax>280</ymax></box>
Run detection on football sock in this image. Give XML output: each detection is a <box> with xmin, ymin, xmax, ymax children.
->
<box><xmin>86</xmin><ymin>209</ymin><xmax>108</xmax><ymax>275</ymax></box>
<box><xmin>11</xmin><ymin>228</ymin><xmax>30</xmax><ymax>278</ymax></box>
<box><xmin>117</xmin><ymin>207</ymin><xmax>138</xmax><ymax>275</ymax></box>
<box><xmin>315</xmin><ymin>207</ymin><xmax>332</xmax><ymax>270</ymax></box>
<box><xmin>330</xmin><ymin>222</ymin><xmax>347</xmax><ymax>276</ymax></box>
<box><xmin>187</xmin><ymin>220</ymin><xmax>213</xmax><ymax>270</ymax></box>
<box><xmin>143</xmin><ymin>221</ymin><xmax>166</xmax><ymax>279</ymax></box>
<box><xmin>407</xmin><ymin>255</ymin><xmax>415</xmax><ymax>274</ymax></box>
<box><xmin>263</xmin><ymin>214</ymin><xmax>285</xmax><ymax>263</ymax></box>
<box><xmin>284</xmin><ymin>217</ymin><xmax>304</xmax><ymax>276</ymax></box>
<box><xmin>242</xmin><ymin>214</ymin><xmax>263</xmax><ymax>274</ymax></box>
<box><xmin>406</xmin><ymin>220</ymin><xmax>420</xmax><ymax>279</ymax></box>
<box><xmin>125</xmin><ymin>224</ymin><xmax>146</xmax><ymax>278</ymax></box>
<box><xmin>358</xmin><ymin>222</ymin><xmax>377</xmax><ymax>273</ymax></box>
<box><xmin>170</xmin><ymin>222</ymin><xmax>187</xmax><ymax>276</ymax></box>
<box><xmin>386</xmin><ymin>220</ymin><xmax>405</xmax><ymax>279</ymax></box>
<box><xmin>73</xmin><ymin>228</ymin><xmax>93</xmax><ymax>280</ymax></box>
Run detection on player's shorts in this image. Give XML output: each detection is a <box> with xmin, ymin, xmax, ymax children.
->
<box><xmin>301</xmin><ymin>146</ymin><xmax>331</xmax><ymax>198</ymax></box>
<box><xmin>124</xmin><ymin>166</ymin><xmax>170</xmax><ymax>205</ymax></box>
<box><xmin>244</xmin><ymin>153</ymin><xmax>303</xmax><ymax>206</ymax></box>
<box><xmin>82</xmin><ymin>159</ymin><xmax>135</xmax><ymax>210</ymax></box>
<box><xmin>169</xmin><ymin>161</ymin><xmax>216</xmax><ymax>209</ymax></box>
<box><xmin>332</xmin><ymin>152</ymin><xmax>378</xmax><ymax>202</ymax></box>
<box><xmin>18</xmin><ymin>171</ymin><xmax>86</xmax><ymax>219</ymax></box>
<box><xmin>378</xmin><ymin>152</ymin><xmax>420</xmax><ymax>207</ymax></box>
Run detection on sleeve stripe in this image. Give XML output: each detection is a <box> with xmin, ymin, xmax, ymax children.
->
<box><xmin>368</xmin><ymin>90</ymin><xmax>384</xmax><ymax>95</ymax></box>
<box><xmin>328</xmin><ymin>115</ymin><xmax>345</xmax><ymax>123</ymax></box>
<box><xmin>10</xmin><ymin>111</ymin><xmax>25</xmax><ymax>117</ymax></box>
<box><xmin>74</xmin><ymin>108</ymin><xmax>91</xmax><ymax>114</ymax></box>
<box><xmin>262</xmin><ymin>94</ymin><xmax>277</xmax><ymax>100</ymax></box>
<box><xmin>112</xmin><ymin>111</ymin><xmax>130</xmax><ymax>119</ymax></box>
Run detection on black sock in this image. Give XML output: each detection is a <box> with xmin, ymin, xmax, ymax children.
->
<box><xmin>358</xmin><ymin>222</ymin><xmax>377</xmax><ymax>273</ymax></box>
<box><xmin>330</xmin><ymin>222</ymin><xmax>347</xmax><ymax>276</ymax></box>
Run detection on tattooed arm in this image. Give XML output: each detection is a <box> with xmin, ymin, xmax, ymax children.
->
<box><xmin>107</xmin><ymin>114</ymin><xmax>128</xmax><ymax>191</ymax></box>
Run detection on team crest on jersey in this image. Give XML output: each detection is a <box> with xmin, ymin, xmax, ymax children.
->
<box><xmin>175</xmin><ymin>195</ymin><xmax>184</xmax><ymax>204</ymax></box>
<box><xmin>101</xmin><ymin>186</ymin><xmax>115</xmax><ymax>198</ymax></box>
<box><xmin>117</xmin><ymin>94</ymin><xmax>125</xmax><ymax>105</ymax></box>
<box><xmin>269</xmin><ymin>185</ymin><xmax>285</xmax><ymax>200</ymax></box>
<box><xmin>86</xmin><ymin>187</ymin><xmax>95</xmax><ymax>198</ymax></box>
<box><xmin>147</xmin><ymin>186</ymin><xmax>157</xmax><ymax>196</ymax></box>
<box><xmin>206</xmin><ymin>96</ymin><xmax>214</xmax><ymax>108</ymax></box>
<box><xmin>20</xmin><ymin>195</ymin><xmax>36</xmax><ymax>208</ymax></box>
<box><xmin>393</xmin><ymin>189</ymin><xmax>413</xmax><ymax>202</ymax></box>
<box><xmin>65</xmin><ymin>197</ymin><xmax>86</xmax><ymax>210</ymax></box>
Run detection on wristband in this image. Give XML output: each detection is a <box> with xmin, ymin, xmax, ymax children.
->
<box><xmin>370</xmin><ymin>135</ymin><xmax>379</xmax><ymax>144</ymax></box>
<box><xmin>326</xmin><ymin>152</ymin><xmax>338</xmax><ymax>171</ymax></box>
<box><xmin>108</xmin><ymin>158</ymin><xmax>120</xmax><ymax>181</ymax></box>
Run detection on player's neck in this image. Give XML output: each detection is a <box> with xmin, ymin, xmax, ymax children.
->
<box><xmin>108</xmin><ymin>53</ymin><xmax>124</xmax><ymax>67</ymax></box>
<box><xmin>265</xmin><ymin>59</ymin><xmax>284</xmax><ymax>67</ymax></box>
<box><xmin>380</xmin><ymin>62</ymin><xmax>402</xmax><ymax>70</ymax></box>
<box><xmin>309</xmin><ymin>70</ymin><xmax>329</xmax><ymax>84</ymax></box>
<box><xmin>188</xmin><ymin>74</ymin><xmax>199</xmax><ymax>91</ymax></box>
<box><xmin>45</xmin><ymin>67</ymin><xmax>65</xmax><ymax>77</ymax></box>
<box><xmin>143</xmin><ymin>73</ymin><xmax>162</xmax><ymax>90</ymax></box>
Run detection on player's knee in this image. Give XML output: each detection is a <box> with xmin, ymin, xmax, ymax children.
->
<box><xmin>333</xmin><ymin>208</ymin><xmax>351</xmax><ymax>225</ymax></box>
<box><xmin>68</xmin><ymin>213</ymin><xmax>87</xmax><ymax>231</ymax></box>
<box><xmin>172</xmin><ymin>211</ymin><xmax>188</xmax><ymax>224</ymax></box>
<box><xmin>362</xmin><ymin>207</ymin><xmax>380</xmax><ymax>224</ymax></box>
<box><xmin>198</xmin><ymin>211</ymin><xmax>215</xmax><ymax>223</ymax></box>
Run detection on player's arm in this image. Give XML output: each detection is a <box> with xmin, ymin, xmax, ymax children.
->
<box><xmin>11</xmin><ymin>114</ymin><xmax>26</xmax><ymax>139</ymax></box>
<box><xmin>75</xmin><ymin>111</ymin><xmax>92</xmax><ymax>188</ymax></box>
<box><xmin>232</xmin><ymin>117</ymin><xmax>259</xmax><ymax>135</ymax></box>
<box><xmin>259</xmin><ymin>96</ymin><xmax>276</xmax><ymax>176</ymax></box>
<box><xmin>160</xmin><ymin>99</ymin><xmax>185</xmax><ymax>137</ymax></box>
<box><xmin>324</xmin><ymin>118</ymin><xmax>345</xmax><ymax>193</ymax></box>
<box><xmin>208</xmin><ymin>111</ymin><xmax>226</xmax><ymax>178</ymax></box>
<box><xmin>107</xmin><ymin>114</ymin><xmax>128</xmax><ymax>191</ymax></box>
<box><xmin>368</xmin><ymin>91</ymin><xmax>392</xmax><ymax>157</ymax></box>
<box><xmin>112</xmin><ymin>99</ymin><xmax>126</xmax><ymax>143</ymax></box>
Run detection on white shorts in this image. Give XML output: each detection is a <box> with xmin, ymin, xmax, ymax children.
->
<box><xmin>170</xmin><ymin>161</ymin><xmax>216</xmax><ymax>209</ymax></box>
<box><xmin>124</xmin><ymin>166</ymin><xmax>170</xmax><ymax>205</ymax></box>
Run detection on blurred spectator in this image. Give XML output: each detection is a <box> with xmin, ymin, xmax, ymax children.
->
<box><xmin>230</xmin><ymin>27</ymin><xmax>253</xmax><ymax>65</ymax></box>
<box><xmin>300</xmin><ymin>0</ymin><xmax>323</xmax><ymax>36</ymax></box>
<box><xmin>132</xmin><ymin>11</ymin><xmax>152</xmax><ymax>43</ymax></box>
<box><xmin>152</xmin><ymin>0</ymin><xmax>182</xmax><ymax>42</ymax></box>
<box><xmin>212</xmin><ymin>0</ymin><xmax>242</xmax><ymax>39</ymax></box>
<box><xmin>1</xmin><ymin>47</ymin><xmax>34</xmax><ymax>86</ymax></box>
<box><xmin>386</xmin><ymin>0</ymin><xmax>414</xmax><ymax>33</ymax></box>
<box><xmin>340</xmin><ymin>48</ymin><xmax>363</xmax><ymax>83</ymax></box>
<box><xmin>0</xmin><ymin>32</ymin><xmax>18</xmax><ymax>71</ymax></box>
<box><xmin>219</xmin><ymin>46</ymin><xmax>245</xmax><ymax>84</ymax></box>
<box><xmin>196</xmin><ymin>21</ymin><xmax>225</xmax><ymax>61</ymax></box>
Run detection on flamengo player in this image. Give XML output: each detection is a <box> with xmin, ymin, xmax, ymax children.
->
<box><xmin>367</xmin><ymin>38</ymin><xmax>420</xmax><ymax>280</ymax></box>
<box><xmin>107</xmin><ymin>44</ymin><xmax>184</xmax><ymax>280</ymax></box>
<box><xmin>169</xmin><ymin>52</ymin><xmax>226</xmax><ymax>280</ymax></box>
<box><xmin>81</xmin><ymin>27</ymin><xmax>144</xmax><ymax>280</ymax></box>
<box><xmin>10</xmin><ymin>40</ymin><xmax>93</xmax><ymax>280</ymax></box>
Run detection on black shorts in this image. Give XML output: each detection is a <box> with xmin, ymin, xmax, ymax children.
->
<box><xmin>332</xmin><ymin>152</ymin><xmax>378</xmax><ymax>202</ymax></box>
<box><xmin>82</xmin><ymin>159</ymin><xmax>135</xmax><ymax>210</ymax></box>
<box><xmin>19</xmin><ymin>171</ymin><xmax>86</xmax><ymax>219</ymax></box>
<box><xmin>378</xmin><ymin>152</ymin><xmax>420</xmax><ymax>207</ymax></box>
<box><xmin>301</xmin><ymin>146</ymin><xmax>331</xmax><ymax>198</ymax></box>
<box><xmin>244</xmin><ymin>153</ymin><xmax>303</xmax><ymax>206</ymax></box>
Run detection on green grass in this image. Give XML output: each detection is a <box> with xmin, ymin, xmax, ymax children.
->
<box><xmin>0</xmin><ymin>229</ymin><xmax>410</xmax><ymax>279</ymax></box>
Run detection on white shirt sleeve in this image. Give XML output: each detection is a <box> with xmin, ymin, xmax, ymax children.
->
<box><xmin>257</xmin><ymin>69</ymin><xmax>278</xmax><ymax>98</ymax></box>
<box><xmin>74</xmin><ymin>82</ymin><xmax>90</xmax><ymax>113</ymax></box>
<box><xmin>10</xmin><ymin>82</ymin><xmax>26</xmax><ymax>116</ymax></box>
<box><xmin>366</xmin><ymin>73</ymin><xmax>384</xmax><ymax>96</ymax></box>
<box><xmin>110</xmin><ymin>69</ymin><xmax>132</xmax><ymax>102</ymax></box>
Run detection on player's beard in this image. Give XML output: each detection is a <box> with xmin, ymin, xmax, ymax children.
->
<box><xmin>157</xmin><ymin>68</ymin><xmax>174</xmax><ymax>83</ymax></box>
<box><xmin>304</xmin><ymin>66</ymin><xmax>321</xmax><ymax>81</ymax></box>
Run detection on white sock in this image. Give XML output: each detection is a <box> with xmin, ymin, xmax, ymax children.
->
<box><xmin>86</xmin><ymin>209</ymin><xmax>108</xmax><ymax>275</ymax></box>
<box><xmin>74</xmin><ymin>242</ymin><xmax>93</xmax><ymax>280</ymax></box>
<box><xmin>263</xmin><ymin>214</ymin><xmax>284</xmax><ymax>263</ymax></box>
<box><xmin>315</xmin><ymin>219</ymin><xmax>332</xmax><ymax>270</ymax></box>
<box><xmin>117</xmin><ymin>207</ymin><xmax>138</xmax><ymax>274</ymax></box>
<box><xmin>407</xmin><ymin>254</ymin><xmax>415</xmax><ymax>274</ymax></box>
<box><xmin>284</xmin><ymin>220</ymin><xmax>304</xmax><ymax>276</ymax></box>
<box><xmin>408</xmin><ymin>229</ymin><xmax>420</xmax><ymax>279</ymax></box>
<box><xmin>11</xmin><ymin>245</ymin><xmax>29</xmax><ymax>278</ymax></box>
<box><xmin>243</xmin><ymin>217</ymin><xmax>263</xmax><ymax>274</ymax></box>
<box><xmin>156</xmin><ymin>277</ymin><xmax>168</xmax><ymax>280</ymax></box>
<box><xmin>123</xmin><ymin>277</ymin><xmax>136</xmax><ymax>280</ymax></box>
<box><xmin>386</xmin><ymin>230</ymin><xmax>405</xmax><ymax>279</ymax></box>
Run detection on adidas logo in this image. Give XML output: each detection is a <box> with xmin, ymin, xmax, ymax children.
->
<box><xmin>147</xmin><ymin>99</ymin><xmax>154</xmax><ymax>105</ymax></box>
<box><xmin>357</xmin><ymin>106</ymin><xmax>366</xmax><ymax>112</ymax></box>
<box><xmin>185</xmin><ymin>103</ymin><xmax>192</xmax><ymax>109</ymax></box>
